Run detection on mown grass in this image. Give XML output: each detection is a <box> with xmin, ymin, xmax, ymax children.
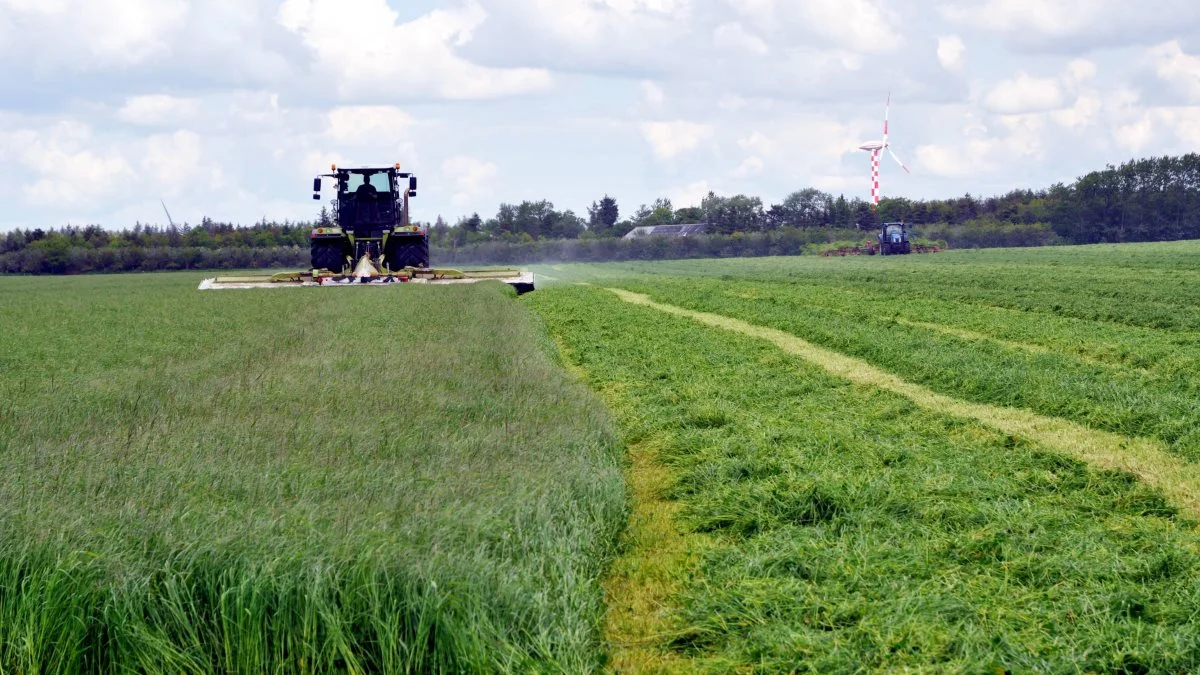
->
<box><xmin>617</xmin><ymin>276</ymin><xmax>1200</xmax><ymax>458</ymax></box>
<box><xmin>534</xmin><ymin>240</ymin><xmax>1200</xmax><ymax>331</ymax></box>
<box><xmin>529</xmin><ymin>283</ymin><xmax>1200</xmax><ymax>672</ymax></box>
<box><xmin>532</xmin><ymin>242</ymin><xmax>1200</xmax><ymax>460</ymax></box>
<box><xmin>0</xmin><ymin>274</ymin><xmax>625</xmax><ymax>672</ymax></box>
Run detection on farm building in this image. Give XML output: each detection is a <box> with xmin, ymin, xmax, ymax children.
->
<box><xmin>622</xmin><ymin>223</ymin><xmax>707</xmax><ymax>239</ymax></box>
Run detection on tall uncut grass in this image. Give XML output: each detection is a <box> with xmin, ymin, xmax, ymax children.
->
<box><xmin>0</xmin><ymin>274</ymin><xmax>625</xmax><ymax>672</ymax></box>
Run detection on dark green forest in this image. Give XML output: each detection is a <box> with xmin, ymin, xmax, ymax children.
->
<box><xmin>3</xmin><ymin>154</ymin><xmax>1198</xmax><ymax>274</ymax></box>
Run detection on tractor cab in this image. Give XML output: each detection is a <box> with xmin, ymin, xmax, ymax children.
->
<box><xmin>341</xmin><ymin>170</ymin><xmax>394</xmax><ymax>200</ymax></box>
<box><xmin>314</xmin><ymin>167</ymin><xmax>418</xmax><ymax>234</ymax></box>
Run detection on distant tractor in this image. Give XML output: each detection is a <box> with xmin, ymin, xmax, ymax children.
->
<box><xmin>310</xmin><ymin>164</ymin><xmax>426</xmax><ymax>274</ymax></box>
<box><xmin>878</xmin><ymin>222</ymin><xmax>912</xmax><ymax>256</ymax></box>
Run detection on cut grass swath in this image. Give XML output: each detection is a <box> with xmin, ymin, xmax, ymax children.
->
<box><xmin>615</xmin><ymin>276</ymin><xmax>1200</xmax><ymax>458</ymax></box>
<box><xmin>608</xmin><ymin>287</ymin><xmax>1200</xmax><ymax>521</ymax></box>
<box><xmin>530</xmin><ymin>283</ymin><xmax>1200</xmax><ymax>672</ymax></box>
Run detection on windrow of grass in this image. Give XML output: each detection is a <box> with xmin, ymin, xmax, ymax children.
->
<box><xmin>715</xmin><ymin>278</ymin><xmax>1200</xmax><ymax>379</ymax></box>
<box><xmin>529</xmin><ymin>284</ymin><xmax>1200</xmax><ymax>672</ymax></box>
<box><xmin>0</xmin><ymin>274</ymin><xmax>625</xmax><ymax>673</ymax></box>
<box><xmin>610</xmin><ymin>275</ymin><xmax>1200</xmax><ymax>460</ymax></box>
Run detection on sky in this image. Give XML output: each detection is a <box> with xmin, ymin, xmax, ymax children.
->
<box><xmin>1</xmin><ymin>0</ymin><xmax>1199</xmax><ymax>232</ymax></box>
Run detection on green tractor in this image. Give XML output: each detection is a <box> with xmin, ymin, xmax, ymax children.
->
<box><xmin>197</xmin><ymin>163</ymin><xmax>535</xmax><ymax>292</ymax></box>
<box><xmin>310</xmin><ymin>164</ymin><xmax>427</xmax><ymax>275</ymax></box>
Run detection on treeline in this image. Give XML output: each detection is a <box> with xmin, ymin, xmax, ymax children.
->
<box><xmin>0</xmin><ymin>220</ymin><xmax>310</xmax><ymax>274</ymax></box>
<box><xmin>433</xmin><ymin>227</ymin><xmax>870</xmax><ymax>265</ymax></box>
<box><xmin>3</xmin><ymin>153</ymin><xmax>1199</xmax><ymax>274</ymax></box>
<box><xmin>1048</xmin><ymin>154</ymin><xmax>1200</xmax><ymax>243</ymax></box>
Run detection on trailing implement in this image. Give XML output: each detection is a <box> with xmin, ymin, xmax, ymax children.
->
<box><xmin>200</xmin><ymin>164</ymin><xmax>534</xmax><ymax>294</ymax></box>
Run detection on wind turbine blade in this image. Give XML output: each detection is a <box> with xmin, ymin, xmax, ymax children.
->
<box><xmin>883</xmin><ymin>92</ymin><xmax>891</xmax><ymax>142</ymax></box>
<box><xmin>887</xmin><ymin>147</ymin><xmax>911</xmax><ymax>174</ymax></box>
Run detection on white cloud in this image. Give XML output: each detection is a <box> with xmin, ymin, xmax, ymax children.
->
<box><xmin>326</xmin><ymin>106</ymin><xmax>416</xmax><ymax>145</ymax></box>
<box><xmin>937</xmin><ymin>35</ymin><xmax>966</xmax><ymax>72</ymax></box>
<box><xmin>1064</xmin><ymin>58</ymin><xmax>1098</xmax><ymax>86</ymax></box>
<box><xmin>943</xmin><ymin>0</ymin><xmax>1087</xmax><ymax>36</ymax></box>
<box><xmin>713</xmin><ymin>22</ymin><xmax>768</xmax><ymax>55</ymax></box>
<box><xmin>117</xmin><ymin>95</ymin><xmax>201</xmax><ymax>127</ymax></box>
<box><xmin>667</xmin><ymin>179</ymin><xmax>712</xmax><ymax>208</ymax></box>
<box><xmin>732</xmin><ymin>156</ymin><xmax>765</xmax><ymax>177</ymax></box>
<box><xmin>640</xmin><ymin>121</ymin><xmax>713</xmax><ymax>160</ymax></box>
<box><xmin>914</xmin><ymin>138</ymin><xmax>1001</xmax><ymax>178</ymax></box>
<box><xmin>1111</xmin><ymin>106</ymin><xmax>1200</xmax><ymax>152</ymax></box>
<box><xmin>984</xmin><ymin>74</ymin><xmax>1064</xmax><ymax>114</ymax></box>
<box><xmin>941</xmin><ymin>0</ymin><xmax>1200</xmax><ymax>52</ymax></box>
<box><xmin>796</xmin><ymin>0</ymin><xmax>901</xmax><ymax>52</ymax></box>
<box><xmin>1148</xmin><ymin>41</ymin><xmax>1200</xmax><ymax>99</ymax></box>
<box><xmin>141</xmin><ymin>130</ymin><xmax>223</xmax><ymax>196</ymax></box>
<box><xmin>441</xmin><ymin>156</ymin><xmax>498</xmax><ymax>206</ymax></box>
<box><xmin>277</xmin><ymin>0</ymin><xmax>553</xmax><ymax>101</ymax></box>
<box><xmin>641</xmin><ymin>80</ymin><xmax>666</xmax><ymax>107</ymax></box>
<box><xmin>0</xmin><ymin>0</ymin><xmax>187</xmax><ymax>68</ymax></box>
<box><xmin>4</xmin><ymin>0</ymin><xmax>1200</xmax><ymax>231</ymax></box>
<box><xmin>1051</xmin><ymin>94</ymin><xmax>1102</xmax><ymax>130</ymax></box>
<box><xmin>1114</xmin><ymin>114</ymin><xmax>1156</xmax><ymax>153</ymax></box>
<box><xmin>731</xmin><ymin>0</ymin><xmax>902</xmax><ymax>52</ymax></box>
<box><xmin>463</xmin><ymin>0</ymin><xmax>694</xmax><ymax>78</ymax></box>
<box><xmin>0</xmin><ymin>121</ymin><xmax>135</xmax><ymax>209</ymax></box>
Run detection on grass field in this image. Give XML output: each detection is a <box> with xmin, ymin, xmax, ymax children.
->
<box><xmin>0</xmin><ymin>274</ymin><xmax>625</xmax><ymax>672</ymax></box>
<box><xmin>526</xmin><ymin>241</ymin><xmax>1200</xmax><ymax>671</ymax></box>
<box><xmin>7</xmin><ymin>241</ymin><xmax>1200</xmax><ymax>672</ymax></box>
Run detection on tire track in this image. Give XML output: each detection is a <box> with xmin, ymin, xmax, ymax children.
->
<box><xmin>608</xmin><ymin>288</ymin><xmax>1200</xmax><ymax>521</ymax></box>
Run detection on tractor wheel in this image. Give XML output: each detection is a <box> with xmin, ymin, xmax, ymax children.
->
<box><xmin>386</xmin><ymin>238</ymin><xmax>430</xmax><ymax>270</ymax></box>
<box><xmin>311</xmin><ymin>240</ymin><xmax>345</xmax><ymax>273</ymax></box>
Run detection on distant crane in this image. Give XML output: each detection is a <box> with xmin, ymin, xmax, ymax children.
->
<box><xmin>160</xmin><ymin>199</ymin><xmax>176</xmax><ymax>228</ymax></box>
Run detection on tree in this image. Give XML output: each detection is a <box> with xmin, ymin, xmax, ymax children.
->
<box><xmin>429</xmin><ymin>215</ymin><xmax>451</xmax><ymax>247</ymax></box>
<box><xmin>633</xmin><ymin>198</ymin><xmax>675</xmax><ymax>227</ymax></box>
<box><xmin>486</xmin><ymin>203</ymin><xmax>519</xmax><ymax>238</ymax></box>
<box><xmin>829</xmin><ymin>195</ymin><xmax>854</xmax><ymax>229</ymax></box>
<box><xmin>852</xmin><ymin>199</ymin><xmax>878</xmax><ymax>230</ymax></box>
<box><xmin>587</xmin><ymin>195</ymin><xmax>619</xmax><ymax>236</ymax></box>
<box><xmin>770</xmin><ymin>188</ymin><xmax>830</xmax><ymax>228</ymax></box>
<box><xmin>702</xmin><ymin>192</ymin><xmax>764</xmax><ymax>234</ymax></box>
<box><xmin>550</xmin><ymin>210</ymin><xmax>585</xmax><ymax>239</ymax></box>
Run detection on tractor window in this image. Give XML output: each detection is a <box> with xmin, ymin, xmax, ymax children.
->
<box><xmin>344</xmin><ymin>173</ymin><xmax>393</xmax><ymax>194</ymax></box>
<box><xmin>886</xmin><ymin>225</ymin><xmax>904</xmax><ymax>236</ymax></box>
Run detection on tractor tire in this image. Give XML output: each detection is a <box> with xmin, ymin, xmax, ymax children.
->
<box><xmin>386</xmin><ymin>238</ymin><xmax>430</xmax><ymax>270</ymax></box>
<box><xmin>311</xmin><ymin>240</ymin><xmax>345</xmax><ymax>273</ymax></box>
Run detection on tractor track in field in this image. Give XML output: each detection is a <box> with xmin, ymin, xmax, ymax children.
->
<box><xmin>607</xmin><ymin>288</ymin><xmax>1200</xmax><ymax>522</ymax></box>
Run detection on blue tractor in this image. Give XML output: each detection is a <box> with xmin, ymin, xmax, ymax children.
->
<box><xmin>878</xmin><ymin>222</ymin><xmax>912</xmax><ymax>256</ymax></box>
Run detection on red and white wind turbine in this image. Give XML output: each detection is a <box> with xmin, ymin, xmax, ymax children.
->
<box><xmin>857</xmin><ymin>93</ymin><xmax>910</xmax><ymax>207</ymax></box>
